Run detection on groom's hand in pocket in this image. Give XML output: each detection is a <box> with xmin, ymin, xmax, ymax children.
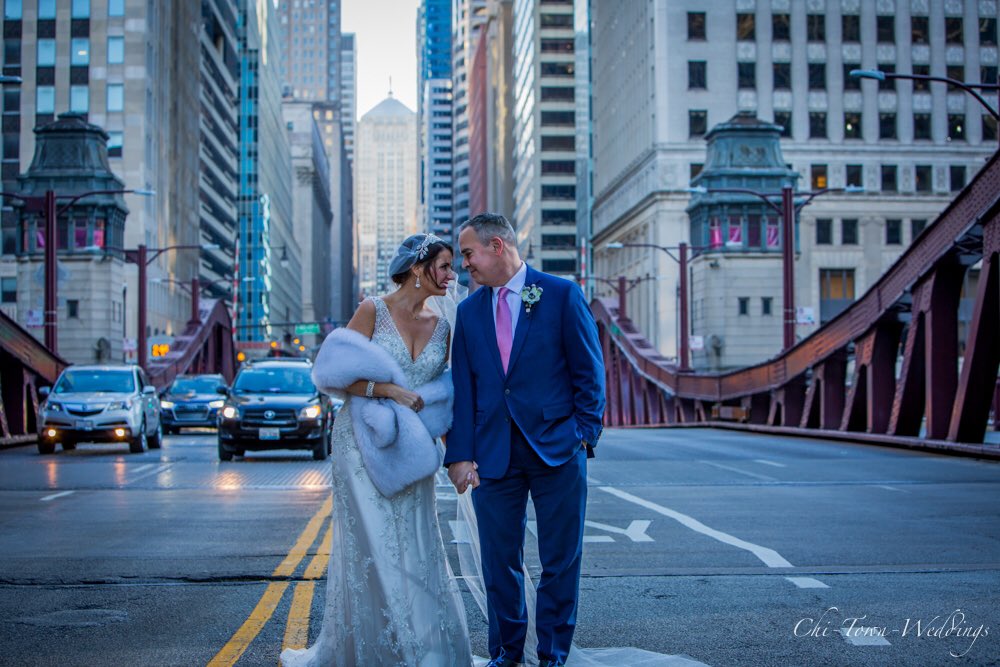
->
<box><xmin>448</xmin><ymin>461</ymin><xmax>480</xmax><ymax>493</ymax></box>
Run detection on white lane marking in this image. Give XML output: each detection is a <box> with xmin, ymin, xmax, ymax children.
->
<box><xmin>876</xmin><ymin>485</ymin><xmax>907</xmax><ymax>492</ymax></box>
<box><xmin>127</xmin><ymin>464</ymin><xmax>171</xmax><ymax>484</ymax></box>
<box><xmin>131</xmin><ymin>463</ymin><xmax>154</xmax><ymax>474</ymax></box>
<box><xmin>587</xmin><ymin>474</ymin><xmax>604</xmax><ymax>484</ymax></box>
<box><xmin>755</xmin><ymin>459</ymin><xmax>786</xmax><ymax>468</ymax></box>
<box><xmin>585</xmin><ymin>519</ymin><xmax>654</xmax><ymax>542</ymax></box>
<box><xmin>599</xmin><ymin>486</ymin><xmax>793</xmax><ymax>568</ymax></box>
<box><xmin>40</xmin><ymin>491</ymin><xmax>74</xmax><ymax>502</ymax></box>
<box><xmin>699</xmin><ymin>460</ymin><xmax>777</xmax><ymax>481</ymax></box>
<box><xmin>527</xmin><ymin>521</ymin><xmax>613</xmax><ymax>543</ymax></box>
<box><xmin>839</xmin><ymin>628</ymin><xmax>892</xmax><ymax>646</ymax></box>
<box><xmin>786</xmin><ymin>577</ymin><xmax>829</xmax><ymax>589</ymax></box>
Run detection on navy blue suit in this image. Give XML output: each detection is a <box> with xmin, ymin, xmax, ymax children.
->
<box><xmin>446</xmin><ymin>265</ymin><xmax>605</xmax><ymax>664</ymax></box>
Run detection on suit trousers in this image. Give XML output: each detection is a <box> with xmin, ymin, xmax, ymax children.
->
<box><xmin>472</xmin><ymin>424</ymin><xmax>587</xmax><ymax>664</ymax></box>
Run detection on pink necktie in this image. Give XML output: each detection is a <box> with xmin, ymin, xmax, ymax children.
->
<box><xmin>496</xmin><ymin>287</ymin><xmax>513</xmax><ymax>373</ymax></box>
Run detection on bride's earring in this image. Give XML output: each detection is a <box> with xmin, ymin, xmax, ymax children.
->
<box><xmin>415</xmin><ymin>276</ymin><xmax>421</xmax><ymax>289</ymax></box>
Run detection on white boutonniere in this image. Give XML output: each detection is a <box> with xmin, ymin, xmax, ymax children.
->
<box><xmin>521</xmin><ymin>284</ymin><xmax>543</xmax><ymax>313</ymax></box>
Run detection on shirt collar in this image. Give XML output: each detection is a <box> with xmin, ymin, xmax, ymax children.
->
<box><xmin>496</xmin><ymin>262</ymin><xmax>528</xmax><ymax>297</ymax></box>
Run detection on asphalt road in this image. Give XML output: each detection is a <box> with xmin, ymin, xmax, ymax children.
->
<box><xmin>0</xmin><ymin>427</ymin><xmax>998</xmax><ymax>666</ymax></box>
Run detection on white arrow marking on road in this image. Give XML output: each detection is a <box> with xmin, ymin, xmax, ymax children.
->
<box><xmin>754</xmin><ymin>459</ymin><xmax>786</xmax><ymax>468</ymax></box>
<box><xmin>128</xmin><ymin>464</ymin><xmax>171</xmax><ymax>484</ymax></box>
<box><xmin>526</xmin><ymin>521</ymin><xmax>615</xmax><ymax>543</ymax></box>
<box><xmin>584</xmin><ymin>519</ymin><xmax>654</xmax><ymax>542</ymax></box>
<box><xmin>132</xmin><ymin>463</ymin><xmax>154</xmax><ymax>473</ymax></box>
<box><xmin>40</xmin><ymin>490</ymin><xmax>74</xmax><ymax>502</ymax></box>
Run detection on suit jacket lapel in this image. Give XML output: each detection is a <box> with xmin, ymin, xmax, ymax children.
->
<box><xmin>506</xmin><ymin>265</ymin><xmax>537</xmax><ymax>374</ymax></box>
<box><xmin>477</xmin><ymin>284</ymin><xmax>505</xmax><ymax>378</ymax></box>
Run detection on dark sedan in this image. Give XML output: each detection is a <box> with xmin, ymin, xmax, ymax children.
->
<box><xmin>160</xmin><ymin>374</ymin><xmax>226</xmax><ymax>433</ymax></box>
<box><xmin>216</xmin><ymin>359</ymin><xmax>337</xmax><ymax>461</ymax></box>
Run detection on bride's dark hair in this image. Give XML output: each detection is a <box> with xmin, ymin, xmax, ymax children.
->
<box><xmin>391</xmin><ymin>239</ymin><xmax>453</xmax><ymax>286</ymax></box>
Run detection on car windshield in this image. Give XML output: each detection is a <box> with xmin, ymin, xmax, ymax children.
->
<box><xmin>170</xmin><ymin>376</ymin><xmax>222</xmax><ymax>394</ymax></box>
<box><xmin>232</xmin><ymin>366</ymin><xmax>315</xmax><ymax>394</ymax></box>
<box><xmin>54</xmin><ymin>370</ymin><xmax>135</xmax><ymax>394</ymax></box>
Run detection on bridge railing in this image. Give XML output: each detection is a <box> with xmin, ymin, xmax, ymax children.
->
<box><xmin>0</xmin><ymin>309</ymin><xmax>67</xmax><ymax>445</ymax></box>
<box><xmin>593</xmin><ymin>150</ymin><xmax>1000</xmax><ymax>458</ymax></box>
<box><xmin>146</xmin><ymin>298</ymin><xmax>236</xmax><ymax>391</ymax></box>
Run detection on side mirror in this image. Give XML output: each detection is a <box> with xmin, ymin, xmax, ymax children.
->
<box><xmin>216</xmin><ymin>384</ymin><xmax>229</xmax><ymax>395</ymax></box>
<box><xmin>38</xmin><ymin>386</ymin><xmax>50</xmax><ymax>398</ymax></box>
<box><xmin>142</xmin><ymin>386</ymin><xmax>156</xmax><ymax>396</ymax></box>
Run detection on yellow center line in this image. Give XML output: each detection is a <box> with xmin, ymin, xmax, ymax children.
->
<box><xmin>207</xmin><ymin>495</ymin><xmax>332</xmax><ymax>667</ymax></box>
<box><xmin>282</xmin><ymin>523</ymin><xmax>334</xmax><ymax>653</ymax></box>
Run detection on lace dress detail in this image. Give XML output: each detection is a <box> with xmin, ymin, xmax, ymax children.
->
<box><xmin>281</xmin><ymin>297</ymin><xmax>471</xmax><ymax>667</ymax></box>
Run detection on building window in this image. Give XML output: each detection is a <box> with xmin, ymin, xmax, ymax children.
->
<box><xmin>540</xmin><ymin>38</ymin><xmax>574</xmax><ymax>53</ymax></box>
<box><xmin>736</xmin><ymin>13</ymin><xmax>755</xmax><ymax>40</ymax></box>
<box><xmin>37</xmin><ymin>38</ymin><xmax>56</xmax><ymax>67</ymax></box>
<box><xmin>541</xmin><ymin>184</ymin><xmax>575</xmax><ymax>200</ymax></box>
<box><xmin>541</xmin><ymin>209</ymin><xmax>575</xmax><ymax>225</ymax></box>
<box><xmin>773</xmin><ymin>62</ymin><xmax>791</xmax><ymax>89</ymax></box>
<box><xmin>947</xmin><ymin>64</ymin><xmax>964</xmax><ymax>83</ymax></box>
<box><xmin>540</xmin><ymin>86</ymin><xmax>574</xmax><ymax>102</ymax></box>
<box><xmin>846</xmin><ymin>164</ymin><xmax>863</xmax><ymax>187</ymax></box>
<box><xmin>3</xmin><ymin>0</ymin><xmax>21</xmax><ymax>19</ymax></box>
<box><xmin>540</xmin><ymin>62</ymin><xmax>574</xmax><ymax>77</ymax></box>
<box><xmin>911</xmin><ymin>16</ymin><xmax>929</xmax><ymax>43</ymax></box>
<box><xmin>71</xmin><ymin>37</ymin><xmax>90</xmax><ymax>66</ymax></box>
<box><xmin>915</xmin><ymin>164</ymin><xmax>932</xmax><ymax>192</ymax></box>
<box><xmin>911</xmin><ymin>219</ymin><xmax>927</xmax><ymax>240</ymax></box>
<box><xmin>69</xmin><ymin>85</ymin><xmax>88</xmax><ymax>112</ymax></box>
<box><xmin>71</xmin><ymin>0</ymin><xmax>88</xmax><ymax>18</ymax></box>
<box><xmin>107</xmin><ymin>83</ymin><xmax>124</xmax><ymax>112</ymax></box>
<box><xmin>38</xmin><ymin>0</ymin><xmax>55</xmax><ymax>19</ymax></box>
<box><xmin>982</xmin><ymin>18</ymin><xmax>998</xmax><ymax>46</ymax></box>
<box><xmin>843</xmin><ymin>63</ymin><xmax>861</xmax><ymax>90</ymax></box>
<box><xmin>107</xmin><ymin>131</ymin><xmax>122</xmax><ymax>157</ymax></box>
<box><xmin>541</xmin><ymin>111</ymin><xmax>574</xmax><ymax>126</ymax></box>
<box><xmin>541</xmin><ymin>234</ymin><xmax>577</xmax><ymax>249</ymax></box>
<box><xmin>539</xmin><ymin>13</ymin><xmax>572</xmax><ymax>28</ymax></box>
<box><xmin>808</xmin><ymin>62</ymin><xmax>825</xmax><ymax>90</ymax></box>
<box><xmin>1</xmin><ymin>276</ymin><xmax>15</xmax><ymax>303</ymax></box>
<box><xmin>690</xmin><ymin>163</ymin><xmax>703</xmax><ymax>180</ymax></box>
<box><xmin>842</xmin><ymin>14</ymin><xmax>860</xmax><ymax>42</ymax></box>
<box><xmin>541</xmin><ymin>258</ymin><xmax>576</xmax><ymax>273</ymax></box>
<box><xmin>687</xmin><ymin>12</ymin><xmax>706</xmax><ymax>40</ymax></box>
<box><xmin>878</xmin><ymin>64</ymin><xmax>896</xmax><ymax>90</ymax></box>
<box><xmin>688</xmin><ymin>61</ymin><xmax>706</xmax><ymax>89</ymax></box>
<box><xmin>738</xmin><ymin>62</ymin><xmax>756</xmax><ymax>88</ymax></box>
<box><xmin>540</xmin><ymin>135</ymin><xmax>574</xmax><ymax>151</ymax></box>
<box><xmin>879</xmin><ymin>113</ymin><xmax>897</xmax><ymax>140</ymax></box>
<box><xmin>844</xmin><ymin>112</ymin><xmax>861</xmax><ymax>139</ymax></box>
<box><xmin>67</xmin><ymin>299</ymin><xmax>79</xmax><ymax>318</ymax></box>
<box><xmin>945</xmin><ymin>17</ymin><xmax>963</xmax><ymax>44</ymax></box>
<box><xmin>774</xmin><ymin>111</ymin><xmax>791</xmax><ymax>137</ymax></box>
<box><xmin>738</xmin><ymin>297</ymin><xmax>750</xmax><ymax>316</ymax></box>
<box><xmin>816</xmin><ymin>218</ymin><xmax>832</xmax><ymax>245</ymax></box>
<box><xmin>762</xmin><ymin>297</ymin><xmax>773</xmax><ymax>316</ymax></box>
<box><xmin>950</xmin><ymin>165</ymin><xmax>966</xmax><ymax>192</ymax></box>
<box><xmin>811</xmin><ymin>164</ymin><xmax>828</xmax><ymax>189</ymax></box>
<box><xmin>107</xmin><ymin>36</ymin><xmax>124</xmax><ymax>64</ymax></box>
<box><xmin>108</xmin><ymin>0</ymin><xmax>123</xmax><ymax>16</ymax></box>
<box><xmin>842</xmin><ymin>219</ymin><xmax>858</xmax><ymax>245</ymax></box>
<box><xmin>948</xmin><ymin>114</ymin><xmax>965</xmax><ymax>141</ymax></box>
<box><xmin>820</xmin><ymin>268</ymin><xmax>856</xmax><ymax>323</ymax></box>
<box><xmin>809</xmin><ymin>112</ymin><xmax>827</xmax><ymax>139</ymax></box>
<box><xmin>913</xmin><ymin>64</ymin><xmax>931</xmax><ymax>91</ymax></box>
<box><xmin>806</xmin><ymin>14</ymin><xmax>825</xmax><ymax>41</ymax></box>
<box><xmin>876</xmin><ymin>15</ymin><xmax>895</xmax><ymax>42</ymax></box>
<box><xmin>541</xmin><ymin>160</ymin><xmax>575</xmax><ymax>175</ymax></box>
<box><xmin>881</xmin><ymin>165</ymin><xmax>898</xmax><ymax>192</ymax></box>
<box><xmin>886</xmin><ymin>219</ymin><xmax>902</xmax><ymax>245</ymax></box>
<box><xmin>913</xmin><ymin>113</ymin><xmax>932</xmax><ymax>140</ymax></box>
<box><xmin>983</xmin><ymin>66</ymin><xmax>999</xmax><ymax>86</ymax></box>
<box><xmin>36</xmin><ymin>86</ymin><xmax>54</xmax><ymax>114</ymax></box>
<box><xmin>689</xmin><ymin>109</ymin><xmax>707</xmax><ymax>137</ymax></box>
<box><xmin>772</xmin><ymin>13</ymin><xmax>790</xmax><ymax>40</ymax></box>
<box><xmin>984</xmin><ymin>115</ymin><xmax>998</xmax><ymax>142</ymax></box>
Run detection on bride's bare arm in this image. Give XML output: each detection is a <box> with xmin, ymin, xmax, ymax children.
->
<box><xmin>340</xmin><ymin>299</ymin><xmax>423</xmax><ymax>410</ymax></box>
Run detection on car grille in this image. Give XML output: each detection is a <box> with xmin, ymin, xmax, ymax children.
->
<box><xmin>242</xmin><ymin>408</ymin><xmax>297</xmax><ymax>427</ymax></box>
<box><xmin>66</xmin><ymin>408</ymin><xmax>103</xmax><ymax>417</ymax></box>
<box><xmin>174</xmin><ymin>406</ymin><xmax>210</xmax><ymax>421</ymax></box>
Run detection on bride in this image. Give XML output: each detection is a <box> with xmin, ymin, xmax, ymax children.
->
<box><xmin>281</xmin><ymin>233</ymin><xmax>473</xmax><ymax>667</ymax></box>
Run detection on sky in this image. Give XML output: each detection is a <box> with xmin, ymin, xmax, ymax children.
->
<box><xmin>342</xmin><ymin>0</ymin><xmax>420</xmax><ymax>120</ymax></box>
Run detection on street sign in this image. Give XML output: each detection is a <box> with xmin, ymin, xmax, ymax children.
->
<box><xmin>294</xmin><ymin>323</ymin><xmax>320</xmax><ymax>335</ymax></box>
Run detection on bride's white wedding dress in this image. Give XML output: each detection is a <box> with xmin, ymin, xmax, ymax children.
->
<box><xmin>281</xmin><ymin>297</ymin><xmax>473</xmax><ymax>667</ymax></box>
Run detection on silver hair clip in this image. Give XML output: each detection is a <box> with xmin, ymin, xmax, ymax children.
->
<box><xmin>416</xmin><ymin>234</ymin><xmax>442</xmax><ymax>259</ymax></box>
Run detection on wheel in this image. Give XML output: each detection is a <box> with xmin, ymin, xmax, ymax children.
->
<box><xmin>233</xmin><ymin>448</ymin><xmax>245</xmax><ymax>457</ymax></box>
<box><xmin>37</xmin><ymin>439</ymin><xmax>55</xmax><ymax>455</ymax></box>
<box><xmin>147</xmin><ymin>421</ymin><xmax>163</xmax><ymax>449</ymax></box>
<box><xmin>218</xmin><ymin>437</ymin><xmax>233</xmax><ymax>461</ymax></box>
<box><xmin>312</xmin><ymin>430</ymin><xmax>330</xmax><ymax>461</ymax></box>
<box><xmin>61</xmin><ymin>440</ymin><xmax>76</xmax><ymax>451</ymax></box>
<box><xmin>129</xmin><ymin>421</ymin><xmax>147</xmax><ymax>454</ymax></box>
<box><xmin>163</xmin><ymin>426</ymin><xmax>175</xmax><ymax>435</ymax></box>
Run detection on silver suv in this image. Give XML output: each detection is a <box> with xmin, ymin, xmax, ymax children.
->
<box><xmin>38</xmin><ymin>365</ymin><xmax>163</xmax><ymax>454</ymax></box>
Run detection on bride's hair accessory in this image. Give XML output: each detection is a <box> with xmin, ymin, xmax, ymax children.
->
<box><xmin>388</xmin><ymin>233</ymin><xmax>446</xmax><ymax>280</ymax></box>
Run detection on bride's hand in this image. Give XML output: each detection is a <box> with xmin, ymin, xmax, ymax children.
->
<box><xmin>387</xmin><ymin>385</ymin><xmax>424</xmax><ymax>412</ymax></box>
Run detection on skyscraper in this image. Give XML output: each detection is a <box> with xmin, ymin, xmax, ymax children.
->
<box><xmin>356</xmin><ymin>96</ymin><xmax>418</xmax><ymax>297</ymax></box>
<box><xmin>276</xmin><ymin>0</ymin><xmax>341</xmax><ymax>103</ymax></box>
<box><xmin>340</xmin><ymin>32</ymin><xmax>357</xmax><ymax>163</ymax></box>
<box><xmin>418</xmin><ymin>0</ymin><xmax>453</xmax><ymax>238</ymax></box>
<box><xmin>451</xmin><ymin>0</ymin><xmax>488</xmax><ymax>232</ymax></box>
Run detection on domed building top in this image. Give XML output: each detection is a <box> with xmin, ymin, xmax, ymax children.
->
<box><xmin>361</xmin><ymin>94</ymin><xmax>414</xmax><ymax>121</ymax></box>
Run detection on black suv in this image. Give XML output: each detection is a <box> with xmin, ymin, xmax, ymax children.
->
<box><xmin>216</xmin><ymin>359</ymin><xmax>336</xmax><ymax>461</ymax></box>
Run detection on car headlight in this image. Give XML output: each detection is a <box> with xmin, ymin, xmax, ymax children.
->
<box><xmin>106</xmin><ymin>400</ymin><xmax>132</xmax><ymax>411</ymax></box>
<box><xmin>160</xmin><ymin>400</ymin><xmax>175</xmax><ymax>409</ymax></box>
<box><xmin>299</xmin><ymin>404</ymin><xmax>322</xmax><ymax>420</ymax></box>
<box><xmin>208</xmin><ymin>399</ymin><xmax>225</xmax><ymax>409</ymax></box>
<box><xmin>46</xmin><ymin>401</ymin><xmax>63</xmax><ymax>412</ymax></box>
<box><xmin>221</xmin><ymin>405</ymin><xmax>238</xmax><ymax>420</ymax></box>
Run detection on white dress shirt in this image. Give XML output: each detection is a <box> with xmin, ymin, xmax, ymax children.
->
<box><xmin>491</xmin><ymin>262</ymin><xmax>528</xmax><ymax>334</ymax></box>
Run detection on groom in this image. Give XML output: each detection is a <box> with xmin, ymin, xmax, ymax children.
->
<box><xmin>446</xmin><ymin>213</ymin><xmax>606</xmax><ymax>667</ymax></box>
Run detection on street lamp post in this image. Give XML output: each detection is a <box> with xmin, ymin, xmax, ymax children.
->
<box><xmin>579</xmin><ymin>273</ymin><xmax>662</xmax><ymax>321</ymax></box>
<box><xmin>605</xmin><ymin>242</ymin><xmax>693</xmax><ymax>371</ymax></box>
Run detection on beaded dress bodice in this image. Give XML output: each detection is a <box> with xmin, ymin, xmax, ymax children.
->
<box><xmin>371</xmin><ymin>296</ymin><xmax>449</xmax><ymax>388</ymax></box>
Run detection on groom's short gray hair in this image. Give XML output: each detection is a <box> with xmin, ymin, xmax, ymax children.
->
<box><xmin>460</xmin><ymin>212</ymin><xmax>516</xmax><ymax>247</ymax></box>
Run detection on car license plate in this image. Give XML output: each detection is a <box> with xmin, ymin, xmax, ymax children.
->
<box><xmin>76</xmin><ymin>420</ymin><xmax>94</xmax><ymax>431</ymax></box>
<box><xmin>259</xmin><ymin>427</ymin><xmax>280</xmax><ymax>440</ymax></box>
